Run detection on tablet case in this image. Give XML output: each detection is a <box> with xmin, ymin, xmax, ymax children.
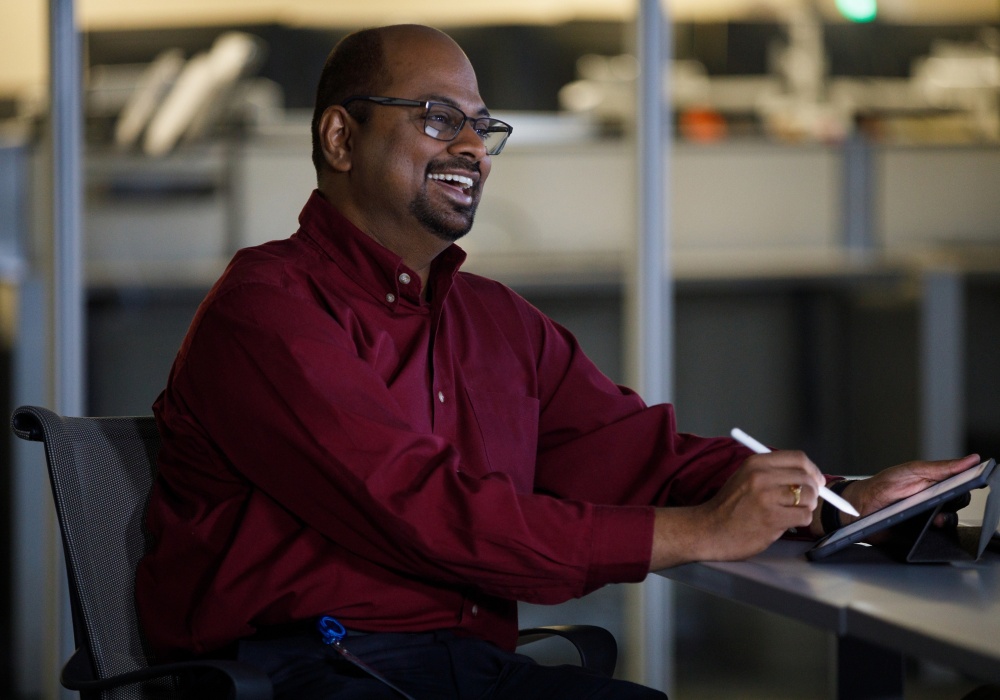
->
<box><xmin>885</xmin><ymin>460</ymin><xmax>1000</xmax><ymax>563</ymax></box>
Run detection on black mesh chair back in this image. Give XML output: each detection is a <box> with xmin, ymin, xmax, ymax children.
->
<box><xmin>11</xmin><ymin>405</ymin><xmax>272</xmax><ymax>700</ymax></box>
<box><xmin>13</xmin><ymin>406</ymin><xmax>163</xmax><ymax>699</ymax></box>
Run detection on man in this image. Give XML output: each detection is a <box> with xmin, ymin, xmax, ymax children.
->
<box><xmin>135</xmin><ymin>24</ymin><xmax>979</xmax><ymax>699</ymax></box>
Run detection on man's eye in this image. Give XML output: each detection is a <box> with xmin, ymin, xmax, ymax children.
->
<box><xmin>427</xmin><ymin>111</ymin><xmax>456</xmax><ymax>126</ymax></box>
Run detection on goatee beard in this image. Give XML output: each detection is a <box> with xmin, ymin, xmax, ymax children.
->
<box><xmin>414</xmin><ymin>157</ymin><xmax>481</xmax><ymax>242</ymax></box>
<box><xmin>410</xmin><ymin>201</ymin><xmax>477</xmax><ymax>242</ymax></box>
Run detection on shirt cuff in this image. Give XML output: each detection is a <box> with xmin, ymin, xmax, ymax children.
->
<box><xmin>584</xmin><ymin>504</ymin><xmax>655</xmax><ymax>593</ymax></box>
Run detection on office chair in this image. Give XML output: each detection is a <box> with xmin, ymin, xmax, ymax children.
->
<box><xmin>11</xmin><ymin>405</ymin><xmax>617</xmax><ymax>699</ymax></box>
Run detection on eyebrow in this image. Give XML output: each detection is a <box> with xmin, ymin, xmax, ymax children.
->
<box><xmin>421</xmin><ymin>94</ymin><xmax>490</xmax><ymax>118</ymax></box>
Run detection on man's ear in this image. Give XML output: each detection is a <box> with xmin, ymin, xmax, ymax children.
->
<box><xmin>319</xmin><ymin>106</ymin><xmax>353</xmax><ymax>173</ymax></box>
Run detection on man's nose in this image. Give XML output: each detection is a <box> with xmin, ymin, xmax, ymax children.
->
<box><xmin>448</xmin><ymin>120</ymin><xmax>488</xmax><ymax>160</ymax></box>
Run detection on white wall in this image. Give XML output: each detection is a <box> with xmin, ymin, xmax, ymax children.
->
<box><xmin>0</xmin><ymin>1</ymin><xmax>46</xmax><ymax>104</ymax></box>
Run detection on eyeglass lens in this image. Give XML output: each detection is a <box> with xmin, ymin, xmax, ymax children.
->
<box><xmin>423</xmin><ymin>103</ymin><xmax>510</xmax><ymax>155</ymax></box>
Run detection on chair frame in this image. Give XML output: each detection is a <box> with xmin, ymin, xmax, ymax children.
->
<box><xmin>12</xmin><ymin>406</ymin><xmax>273</xmax><ymax>699</ymax></box>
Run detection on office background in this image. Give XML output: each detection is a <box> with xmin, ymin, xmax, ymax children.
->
<box><xmin>2</xmin><ymin>0</ymin><xmax>1000</xmax><ymax>697</ymax></box>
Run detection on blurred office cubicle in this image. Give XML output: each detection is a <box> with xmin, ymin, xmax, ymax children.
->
<box><xmin>4</xmin><ymin>1</ymin><xmax>1000</xmax><ymax>697</ymax></box>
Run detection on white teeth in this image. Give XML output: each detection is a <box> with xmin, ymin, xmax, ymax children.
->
<box><xmin>428</xmin><ymin>173</ymin><xmax>474</xmax><ymax>189</ymax></box>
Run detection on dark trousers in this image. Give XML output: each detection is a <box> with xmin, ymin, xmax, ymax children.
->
<box><xmin>233</xmin><ymin>630</ymin><xmax>667</xmax><ymax>700</ymax></box>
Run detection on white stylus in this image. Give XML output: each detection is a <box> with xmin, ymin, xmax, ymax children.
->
<box><xmin>730</xmin><ymin>428</ymin><xmax>860</xmax><ymax>517</ymax></box>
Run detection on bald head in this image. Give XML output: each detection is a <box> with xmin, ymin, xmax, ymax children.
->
<box><xmin>310</xmin><ymin>25</ymin><xmax>476</xmax><ymax>177</ymax></box>
<box><xmin>380</xmin><ymin>23</ymin><xmax>459</xmax><ymax>47</ymax></box>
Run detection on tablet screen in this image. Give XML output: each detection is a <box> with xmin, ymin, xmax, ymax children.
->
<box><xmin>815</xmin><ymin>459</ymin><xmax>994</xmax><ymax>549</ymax></box>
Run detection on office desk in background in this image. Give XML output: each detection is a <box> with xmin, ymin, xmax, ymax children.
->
<box><xmin>659</xmin><ymin>539</ymin><xmax>1000</xmax><ymax>700</ymax></box>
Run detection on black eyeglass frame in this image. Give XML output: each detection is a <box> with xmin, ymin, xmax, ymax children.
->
<box><xmin>341</xmin><ymin>95</ymin><xmax>513</xmax><ymax>155</ymax></box>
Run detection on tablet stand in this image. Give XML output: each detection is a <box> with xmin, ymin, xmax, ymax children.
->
<box><xmin>890</xmin><ymin>463</ymin><xmax>1000</xmax><ymax>564</ymax></box>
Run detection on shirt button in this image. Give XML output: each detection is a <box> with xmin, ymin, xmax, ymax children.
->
<box><xmin>398</xmin><ymin>273</ymin><xmax>411</xmax><ymax>284</ymax></box>
<box><xmin>437</xmin><ymin>391</ymin><xmax>445</xmax><ymax>403</ymax></box>
<box><xmin>471</xmin><ymin>604</ymin><xmax>479</xmax><ymax>617</ymax></box>
<box><xmin>385</xmin><ymin>293</ymin><xmax>396</xmax><ymax>303</ymax></box>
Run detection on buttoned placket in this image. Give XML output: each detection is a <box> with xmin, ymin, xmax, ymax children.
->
<box><xmin>388</xmin><ymin>268</ymin><xmax>417</xmax><ymax>307</ymax></box>
<box><xmin>460</xmin><ymin>597</ymin><xmax>480</xmax><ymax>624</ymax></box>
<box><xmin>427</xmin><ymin>295</ymin><xmax>450</xmax><ymax>430</ymax></box>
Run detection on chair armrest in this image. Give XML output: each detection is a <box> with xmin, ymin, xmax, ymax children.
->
<box><xmin>516</xmin><ymin>624</ymin><xmax>617</xmax><ymax>678</ymax></box>
<box><xmin>61</xmin><ymin>646</ymin><xmax>274</xmax><ymax>699</ymax></box>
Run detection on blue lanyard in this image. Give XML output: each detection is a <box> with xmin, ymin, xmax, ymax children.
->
<box><xmin>317</xmin><ymin>615</ymin><xmax>347</xmax><ymax>645</ymax></box>
<box><xmin>315</xmin><ymin>616</ymin><xmax>416</xmax><ymax>700</ymax></box>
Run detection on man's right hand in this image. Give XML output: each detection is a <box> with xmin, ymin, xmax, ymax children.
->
<box><xmin>648</xmin><ymin>450</ymin><xmax>823</xmax><ymax>570</ymax></box>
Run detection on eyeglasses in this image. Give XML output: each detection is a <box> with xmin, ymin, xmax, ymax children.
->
<box><xmin>341</xmin><ymin>96</ymin><xmax>513</xmax><ymax>156</ymax></box>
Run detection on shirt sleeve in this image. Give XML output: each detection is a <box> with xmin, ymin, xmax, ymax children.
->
<box><xmin>524</xmin><ymin>303</ymin><xmax>753</xmax><ymax>509</ymax></box>
<box><xmin>166</xmin><ymin>280</ymin><xmax>652</xmax><ymax>606</ymax></box>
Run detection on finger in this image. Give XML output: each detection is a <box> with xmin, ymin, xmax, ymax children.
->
<box><xmin>788</xmin><ymin>484</ymin><xmax>802</xmax><ymax>507</ymax></box>
<box><xmin>745</xmin><ymin>449</ymin><xmax>817</xmax><ymax>470</ymax></box>
<box><xmin>891</xmin><ymin>455</ymin><xmax>982</xmax><ymax>493</ymax></box>
<box><xmin>783</xmin><ymin>496</ymin><xmax>820</xmax><ymax>530</ymax></box>
<box><xmin>933</xmin><ymin>511</ymin><xmax>959</xmax><ymax>529</ymax></box>
<box><xmin>752</xmin><ymin>450</ymin><xmax>826</xmax><ymax>489</ymax></box>
<box><xmin>944</xmin><ymin>454</ymin><xmax>982</xmax><ymax>472</ymax></box>
<box><xmin>772</xmin><ymin>467</ymin><xmax>825</xmax><ymax>496</ymax></box>
<box><xmin>743</xmin><ymin>457</ymin><xmax>822</xmax><ymax>486</ymax></box>
<box><xmin>747</xmin><ymin>471</ymin><xmax>818</xmax><ymax>509</ymax></box>
<box><xmin>783</xmin><ymin>482</ymin><xmax>819</xmax><ymax>508</ymax></box>
<box><xmin>914</xmin><ymin>454</ymin><xmax>981</xmax><ymax>478</ymax></box>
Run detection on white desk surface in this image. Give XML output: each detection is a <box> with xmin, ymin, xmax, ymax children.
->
<box><xmin>659</xmin><ymin>539</ymin><xmax>1000</xmax><ymax>685</ymax></box>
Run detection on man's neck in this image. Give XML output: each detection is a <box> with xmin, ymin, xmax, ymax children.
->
<box><xmin>319</xmin><ymin>188</ymin><xmax>445</xmax><ymax>296</ymax></box>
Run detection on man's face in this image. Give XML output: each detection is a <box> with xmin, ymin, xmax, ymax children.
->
<box><xmin>349</xmin><ymin>32</ymin><xmax>493</xmax><ymax>244</ymax></box>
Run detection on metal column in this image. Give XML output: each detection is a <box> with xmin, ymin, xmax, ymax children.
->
<box><xmin>48</xmin><ymin>0</ymin><xmax>85</xmax><ymax>697</ymax></box>
<box><xmin>627</xmin><ymin>0</ymin><xmax>674</xmax><ymax>693</ymax></box>
<box><xmin>920</xmin><ymin>268</ymin><xmax>964</xmax><ymax>460</ymax></box>
<box><xmin>51</xmin><ymin>0</ymin><xmax>84</xmax><ymax>417</ymax></box>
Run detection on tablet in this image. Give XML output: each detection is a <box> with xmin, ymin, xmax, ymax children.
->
<box><xmin>807</xmin><ymin>458</ymin><xmax>997</xmax><ymax>561</ymax></box>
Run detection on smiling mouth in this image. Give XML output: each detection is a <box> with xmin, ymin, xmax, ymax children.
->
<box><xmin>427</xmin><ymin>172</ymin><xmax>475</xmax><ymax>194</ymax></box>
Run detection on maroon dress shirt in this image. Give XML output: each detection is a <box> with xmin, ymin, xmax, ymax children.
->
<box><xmin>135</xmin><ymin>191</ymin><xmax>751</xmax><ymax>658</ymax></box>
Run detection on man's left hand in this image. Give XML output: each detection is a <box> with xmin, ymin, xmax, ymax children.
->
<box><xmin>837</xmin><ymin>454</ymin><xmax>982</xmax><ymax>529</ymax></box>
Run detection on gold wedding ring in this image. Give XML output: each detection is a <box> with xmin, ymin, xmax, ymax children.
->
<box><xmin>789</xmin><ymin>484</ymin><xmax>802</xmax><ymax>507</ymax></box>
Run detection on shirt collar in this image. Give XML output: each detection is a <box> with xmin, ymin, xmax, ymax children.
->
<box><xmin>296</xmin><ymin>190</ymin><xmax>467</xmax><ymax>308</ymax></box>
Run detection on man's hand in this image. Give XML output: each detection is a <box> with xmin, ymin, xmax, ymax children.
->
<box><xmin>649</xmin><ymin>451</ymin><xmax>824</xmax><ymax>570</ymax></box>
<box><xmin>837</xmin><ymin>454</ymin><xmax>982</xmax><ymax>529</ymax></box>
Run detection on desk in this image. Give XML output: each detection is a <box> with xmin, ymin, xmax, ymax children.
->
<box><xmin>659</xmin><ymin>540</ymin><xmax>1000</xmax><ymax>699</ymax></box>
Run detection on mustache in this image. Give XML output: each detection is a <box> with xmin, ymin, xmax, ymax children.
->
<box><xmin>426</xmin><ymin>157</ymin><xmax>481</xmax><ymax>178</ymax></box>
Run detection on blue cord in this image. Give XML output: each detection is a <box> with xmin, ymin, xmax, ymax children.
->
<box><xmin>316</xmin><ymin>615</ymin><xmax>347</xmax><ymax>645</ymax></box>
